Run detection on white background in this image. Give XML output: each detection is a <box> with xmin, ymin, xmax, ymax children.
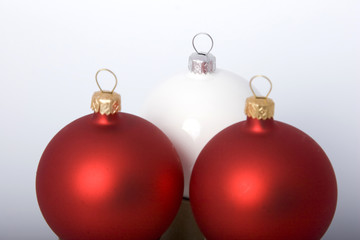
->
<box><xmin>0</xmin><ymin>0</ymin><xmax>359</xmax><ymax>239</ymax></box>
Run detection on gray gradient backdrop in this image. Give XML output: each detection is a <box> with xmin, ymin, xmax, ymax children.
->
<box><xmin>0</xmin><ymin>0</ymin><xmax>359</xmax><ymax>239</ymax></box>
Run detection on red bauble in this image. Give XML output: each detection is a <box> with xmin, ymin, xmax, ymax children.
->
<box><xmin>190</xmin><ymin>117</ymin><xmax>337</xmax><ymax>240</ymax></box>
<box><xmin>36</xmin><ymin>112</ymin><xmax>184</xmax><ymax>240</ymax></box>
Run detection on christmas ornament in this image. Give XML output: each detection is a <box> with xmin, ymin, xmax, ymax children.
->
<box><xmin>190</xmin><ymin>75</ymin><xmax>337</xmax><ymax>240</ymax></box>
<box><xmin>142</xmin><ymin>33</ymin><xmax>253</xmax><ymax>198</ymax></box>
<box><xmin>36</xmin><ymin>69</ymin><xmax>184</xmax><ymax>240</ymax></box>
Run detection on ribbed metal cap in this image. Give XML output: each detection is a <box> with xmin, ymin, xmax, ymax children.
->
<box><xmin>91</xmin><ymin>91</ymin><xmax>121</xmax><ymax>115</ymax></box>
<box><xmin>245</xmin><ymin>75</ymin><xmax>275</xmax><ymax>120</ymax></box>
<box><xmin>188</xmin><ymin>53</ymin><xmax>216</xmax><ymax>74</ymax></box>
<box><xmin>245</xmin><ymin>96</ymin><xmax>274</xmax><ymax>120</ymax></box>
<box><xmin>90</xmin><ymin>69</ymin><xmax>121</xmax><ymax>115</ymax></box>
<box><xmin>188</xmin><ymin>33</ymin><xmax>216</xmax><ymax>74</ymax></box>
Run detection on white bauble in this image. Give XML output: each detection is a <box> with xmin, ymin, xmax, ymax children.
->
<box><xmin>142</xmin><ymin>34</ymin><xmax>252</xmax><ymax>198</ymax></box>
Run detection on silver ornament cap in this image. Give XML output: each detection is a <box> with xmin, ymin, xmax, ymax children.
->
<box><xmin>188</xmin><ymin>33</ymin><xmax>216</xmax><ymax>74</ymax></box>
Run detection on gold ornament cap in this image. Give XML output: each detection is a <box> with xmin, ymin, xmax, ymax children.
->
<box><xmin>245</xmin><ymin>75</ymin><xmax>275</xmax><ymax>120</ymax></box>
<box><xmin>90</xmin><ymin>69</ymin><xmax>121</xmax><ymax>115</ymax></box>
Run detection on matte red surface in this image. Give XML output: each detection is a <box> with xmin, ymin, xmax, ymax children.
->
<box><xmin>36</xmin><ymin>112</ymin><xmax>184</xmax><ymax>240</ymax></box>
<box><xmin>190</xmin><ymin>117</ymin><xmax>337</xmax><ymax>240</ymax></box>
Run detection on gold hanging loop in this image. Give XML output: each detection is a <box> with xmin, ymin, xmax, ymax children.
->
<box><xmin>95</xmin><ymin>68</ymin><xmax>118</xmax><ymax>94</ymax></box>
<box><xmin>249</xmin><ymin>75</ymin><xmax>272</xmax><ymax>99</ymax></box>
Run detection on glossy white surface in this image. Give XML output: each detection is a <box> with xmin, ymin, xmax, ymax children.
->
<box><xmin>142</xmin><ymin>69</ymin><xmax>253</xmax><ymax>197</ymax></box>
